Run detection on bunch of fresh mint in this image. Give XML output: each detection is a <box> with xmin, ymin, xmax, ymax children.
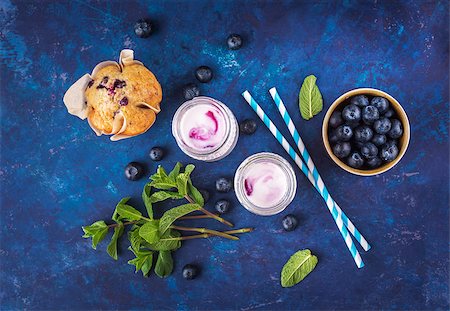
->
<box><xmin>82</xmin><ymin>162</ymin><xmax>252</xmax><ymax>278</ymax></box>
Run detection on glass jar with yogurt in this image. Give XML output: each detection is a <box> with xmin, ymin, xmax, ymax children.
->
<box><xmin>172</xmin><ymin>96</ymin><xmax>239</xmax><ymax>162</ymax></box>
<box><xmin>234</xmin><ymin>152</ymin><xmax>297</xmax><ymax>216</ymax></box>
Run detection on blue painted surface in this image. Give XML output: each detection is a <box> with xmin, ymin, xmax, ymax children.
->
<box><xmin>1</xmin><ymin>0</ymin><xmax>449</xmax><ymax>309</ymax></box>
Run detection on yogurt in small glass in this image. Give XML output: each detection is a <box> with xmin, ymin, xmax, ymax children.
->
<box><xmin>235</xmin><ymin>152</ymin><xmax>297</xmax><ymax>216</ymax></box>
<box><xmin>172</xmin><ymin>96</ymin><xmax>239</xmax><ymax>161</ymax></box>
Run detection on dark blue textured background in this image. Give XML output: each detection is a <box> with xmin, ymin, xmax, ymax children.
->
<box><xmin>1</xmin><ymin>0</ymin><xmax>449</xmax><ymax>310</ymax></box>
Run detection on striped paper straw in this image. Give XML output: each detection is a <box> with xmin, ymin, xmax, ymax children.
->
<box><xmin>269</xmin><ymin>87</ymin><xmax>371</xmax><ymax>252</ymax></box>
<box><xmin>242</xmin><ymin>90</ymin><xmax>364</xmax><ymax>268</ymax></box>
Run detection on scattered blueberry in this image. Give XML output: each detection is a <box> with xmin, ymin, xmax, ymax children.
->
<box><xmin>125</xmin><ymin>162</ymin><xmax>144</xmax><ymax>181</ymax></box>
<box><xmin>380</xmin><ymin>143</ymin><xmax>399</xmax><ymax>162</ymax></box>
<box><xmin>119</xmin><ymin>97</ymin><xmax>128</xmax><ymax>106</ymax></box>
<box><xmin>388</xmin><ymin>119</ymin><xmax>403</xmax><ymax>139</ymax></box>
<box><xmin>199</xmin><ymin>189</ymin><xmax>210</xmax><ymax>203</ymax></box>
<box><xmin>240</xmin><ymin>119</ymin><xmax>257</xmax><ymax>134</ymax></box>
<box><xmin>329</xmin><ymin>111</ymin><xmax>343</xmax><ymax>128</ymax></box>
<box><xmin>216</xmin><ymin>177</ymin><xmax>232</xmax><ymax>192</ymax></box>
<box><xmin>183</xmin><ymin>83</ymin><xmax>200</xmax><ymax>100</ymax></box>
<box><xmin>282</xmin><ymin>214</ymin><xmax>298</xmax><ymax>231</ymax></box>
<box><xmin>182</xmin><ymin>264</ymin><xmax>199</xmax><ymax>280</ymax></box>
<box><xmin>350</xmin><ymin>95</ymin><xmax>369</xmax><ymax>107</ymax></box>
<box><xmin>227</xmin><ymin>34</ymin><xmax>243</xmax><ymax>50</ymax></box>
<box><xmin>342</xmin><ymin>104</ymin><xmax>361</xmax><ymax>123</ymax></box>
<box><xmin>383</xmin><ymin>109</ymin><xmax>395</xmax><ymax>118</ymax></box>
<box><xmin>354</xmin><ymin>125</ymin><xmax>373</xmax><ymax>142</ymax></box>
<box><xmin>371</xmin><ymin>97</ymin><xmax>390</xmax><ymax>114</ymax></box>
<box><xmin>134</xmin><ymin>19</ymin><xmax>153</xmax><ymax>38</ymax></box>
<box><xmin>332</xmin><ymin>142</ymin><xmax>352</xmax><ymax>158</ymax></box>
<box><xmin>372</xmin><ymin>134</ymin><xmax>387</xmax><ymax>146</ymax></box>
<box><xmin>373</xmin><ymin>117</ymin><xmax>392</xmax><ymax>134</ymax></box>
<box><xmin>195</xmin><ymin>66</ymin><xmax>213</xmax><ymax>83</ymax></box>
<box><xmin>367</xmin><ymin>157</ymin><xmax>382</xmax><ymax>168</ymax></box>
<box><xmin>149</xmin><ymin>147</ymin><xmax>164</xmax><ymax>161</ymax></box>
<box><xmin>362</xmin><ymin>105</ymin><xmax>380</xmax><ymax>125</ymax></box>
<box><xmin>360</xmin><ymin>142</ymin><xmax>378</xmax><ymax>159</ymax></box>
<box><xmin>215</xmin><ymin>199</ymin><xmax>231</xmax><ymax>214</ymax></box>
<box><xmin>347</xmin><ymin>152</ymin><xmax>364</xmax><ymax>168</ymax></box>
<box><xmin>335</xmin><ymin>125</ymin><xmax>353</xmax><ymax>141</ymax></box>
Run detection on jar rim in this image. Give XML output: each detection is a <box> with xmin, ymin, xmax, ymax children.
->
<box><xmin>234</xmin><ymin>152</ymin><xmax>297</xmax><ymax>216</ymax></box>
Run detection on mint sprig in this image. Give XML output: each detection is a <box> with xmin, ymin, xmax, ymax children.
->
<box><xmin>82</xmin><ymin>162</ymin><xmax>253</xmax><ymax>278</ymax></box>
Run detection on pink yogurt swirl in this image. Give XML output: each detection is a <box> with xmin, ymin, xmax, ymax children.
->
<box><xmin>180</xmin><ymin>103</ymin><xmax>226</xmax><ymax>150</ymax></box>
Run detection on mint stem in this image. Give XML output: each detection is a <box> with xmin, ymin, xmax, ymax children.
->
<box><xmin>170</xmin><ymin>225</ymin><xmax>238</xmax><ymax>240</ymax></box>
<box><xmin>184</xmin><ymin>195</ymin><xmax>234</xmax><ymax>227</ymax></box>
<box><xmin>107</xmin><ymin>221</ymin><xmax>137</xmax><ymax>228</ymax></box>
<box><xmin>160</xmin><ymin>228</ymin><xmax>253</xmax><ymax>241</ymax></box>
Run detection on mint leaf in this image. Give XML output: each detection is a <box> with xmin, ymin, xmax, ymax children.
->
<box><xmin>280</xmin><ymin>249</ymin><xmax>318</xmax><ymax>288</ymax></box>
<box><xmin>107</xmin><ymin>223</ymin><xmax>124</xmax><ymax>260</ymax></box>
<box><xmin>154</xmin><ymin>251</ymin><xmax>173</xmax><ymax>278</ymax></box>
<box><xmin>187</xmin><ymin>180</ymin><xmax>204</xmax><ymax>206</ymax></box>
<box><xmin>176</xmin><ymin>164</ymin><xmax>195</xmax><ymax>196</ymax></box>
<box><xmin>112</xmin><ymin>197</ymin><xmax>130</xmax><ymax>222</ymax></box>
<box><xmin>147</xmin><ymin>229</ymin><xmax>181</xmax><ymax>251</ymax></box>
<box><xmin>151</xmin><ymin>191</ymin><xmax>184</xmax><ymax>202</ymax></box>
<box><xmin>91</xmin><ymin>227</ymin><xmax>109</xmax><ymax>250</ymax></box>
<box><xmin>142</xmin><ymin>184</ymin><xmax>153</xmax><ymax>219</ymax></box>
<box><xmin>139</xmin><ymin>220</ymin><xmax>160</xmax><ymax>244</ymax></box>
<box><xmin>128</xmin><ymin>247</ymin><xmax>153</xmax><ymax>276</ymax></box>
<box><xmin>168</xmin><ymin>162</ymin><xmax>182</xmax><ymax>182</ymax></box>
<box><xmin>299</xmin><ymin>75</ymin><xmax>323</xmax><ymax>120</ymax></box>
<box><xmin>116</xmin><ymin>204</ymin><xmax>143</xmax><ymax>221</ymax></box>
<box><xmin>150</xmin><ymin>166</ymin><xmax>177</xmax><ymax>190</ymax></box>
<box><xmin>159</xmin><ymin>203</ymin><xmax>202</xmax><ymax>235</ymax></box>
<box><xmin>82</xmin><ymin>220</ymin><xmax>108</xmax><ymax>237</ymax></box>
<box><xmin>128</xmin><ymin>226</ymin><xmax>142</xmax><ymax>252</ymax></box>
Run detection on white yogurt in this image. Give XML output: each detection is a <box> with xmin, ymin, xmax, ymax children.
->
<box><xmin>179</xmin><ymin>103</ymin><xmax>227</xmax><ymax>151</ymax></box>
<box><xmin>243</xmin><ymin>161</ymin><xmax>288</xmax><ymax>208</ymax></box>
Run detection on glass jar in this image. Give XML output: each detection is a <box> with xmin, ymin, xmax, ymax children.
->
<box><xmin>234</xmin><ymin>152</ymin><xmax>297</xmax><ymax>216</ymax></box>
<box><xmin>172</xmin><ymin>96</ymin><xmax>239</xmax><ymax>162</ymax></box>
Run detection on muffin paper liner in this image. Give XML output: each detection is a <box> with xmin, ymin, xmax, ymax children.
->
<box><xmin>63</xmin><ymin>49</ymin><xmax>160</xmax><ymax>141</ymax></box>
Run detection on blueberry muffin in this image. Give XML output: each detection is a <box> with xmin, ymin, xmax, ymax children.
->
<box><xmin>84</xmin><ymin>63</ymin><xmax>162</xmax><ymax>136</ymax></box>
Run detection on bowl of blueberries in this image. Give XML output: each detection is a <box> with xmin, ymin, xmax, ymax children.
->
<box><xmin>322</xmin><ymin>88</ymin><xmax>410</xmax><ymax>176</ymax></box>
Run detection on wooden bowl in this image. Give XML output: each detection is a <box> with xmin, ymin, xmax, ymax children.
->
<box><xmin>322</xmin><ymin>88</ymin><xmax>410</xmax><ymax>176</ymax></box>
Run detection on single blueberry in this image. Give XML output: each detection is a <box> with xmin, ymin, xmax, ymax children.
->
<box><xmin>347</xmin><ymin>152</ymin><xmax>364</xmax><ymax>168</ymax></box>
<box><xmin>195</xmin><ymin>66</ymin><xmax>213</xmax><ymax>83</ymax></box>
<box><xmin>367</xmin><ymin>157</ymin><xmax>382</xmax><ymax>168</ymax></box>
<box><xmin>119</xmin><ymin>97</ymin><xmax>128</xmax><ymax>106</ymax></box>
<box><xmin>113</xmin><ymin>79</ymin><xmax>126</xmax><ymax>89</ymax></box>
<box><xmin>386</xmin><ymin>139</ymin><xmax>398</xmax><ymax>147</ymax></box>
<box><xmin>149</xmin><ymin>147</ymin><xmax>164</xmax><ymax>161</ymax></box>
<box><xmin>335</xmin><ymin>125</ymin><xmax>353</xmax><ymax>141</ymax></box>
<box><xmin>380</xmin><ymin>143</ymin><xmax>399</xmax><ymax>162</ymax></box>
<box><xmin>329</xmin><ymin>111</ymin><xmax>343</xmax><ymax>128</ymax></box>
<box><xmin>360</xmin><ymin>142</ymin><xmax>378</xmax><ymax>159</ymax></box>
<box><xmin>371</xmin><ymin>97</ymin><xmax>390</xmax><ymax>114</ymax></box>
<box><xmin>199</xmin><ymin>189</ymin><xmax>210</xmax><ymax>204</ymax></box>
<box><xmin>350</xmin><ymin>95</ymin><xmax>369</xmax><ymax>107</ymax></box>
<box><xmin>134</xmin><ymin>19</ymin><xmax>153</xmax><ymax>38</ymax></box>
<box><xmin>332</xmin><ymin>142</ymin><xmax>352</xmax><ymax>158</ymax></box>
<box><xmin>282</xmin><ymin>214</ymin><xmax>298</xmax><ymax>231</ymax></box>
<box><xmin>362</xmin><ymin>105</ymin><xmax>380</xmax><ymax>125</ymax></box>
<box><xmin>125</xmin><ymin>162</ymin><xmax>144</xmax><ymax>181</ymax></box>
<box><xmin>342</xmin><ymin>104</ymin><xmax>361</xmax><ymax>123</ymax></box>
<box><xmin>329</xmin><ymin>131</ymin><xmax>339</xmax><ymax>144</ymax></box>
<box><xmin>227</xmin><ymin>34</ymin><xmax>243</xmax><ymax>50</ymax></box>
<box><xmin>215</xmin><ymin>199</ymin><xmax>231</xmax><ymax>214</ymax></box>
<box><xmin>388</xmin><ymin>119</ymin><xmax>403</xmax><ymax>139</ymax></box>
<box><xmin>182</xmin><ymin>264</ymin><xmax>199</xmax><ymax>280</ymax></box>
<box><xmin>183</xmin><ymin>83</ymin><xmax>200</xmax><ymax>100</ymax></box>
<box><xmin>354</xmin><ymin>125</ymin><xmax>374</xmax><ymax>142</ymax></box>
<box><xmin>383</xmin><ymin>109</ymin><xmax>395</xmax><ymax>118</ymax></box>
<box><xmin>239</xmin><ymin>119</ymin><xmax>257</xmax><ymax>134</ymax></box>
<box><xmin>216</xmin><ymin>177</ymin><xmax>232</xmax><ymax>192</ymax></box>
<box><xmin>373</xmin><ymin>117</ymin><xmax>392</xmax><ymax>134</ymax></box>
<box><xmin>372</xmin><ymin>134</ymin><xmax>387</xmax><ymax>146</ymax></box>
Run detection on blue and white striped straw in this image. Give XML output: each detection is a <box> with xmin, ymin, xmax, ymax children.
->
<box><xmin>269</xmin><ymin>87</ymin><xmax>371</xmax><ymax>252</ymax></box>
<box><xmin>242</xmin><ymin>90</ymin><xmax>364</xmax><ymax>268</ymax></box>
